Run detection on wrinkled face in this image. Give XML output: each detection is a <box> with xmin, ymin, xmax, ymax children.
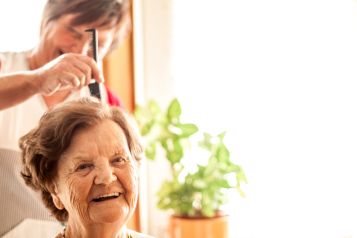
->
<box><xmin>52</xmin><ymin>119</ymin><xmax>138</xmax><ymax>225</ymax></box>
<box><xmin>40</xmin><ymin>14</ymin><xmax>116</xmax><ymax>62</ymax></box>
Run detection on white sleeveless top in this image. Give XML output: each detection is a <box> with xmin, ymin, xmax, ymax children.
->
<box><xmin>0</xmin><ymin>52</ymin><xmax>109</xmax><ymax>237</ymax></box>
<box><xmin>1</xmin><ymin>219</ymin><xmax>154</xmax><ymax>238</ymax></box>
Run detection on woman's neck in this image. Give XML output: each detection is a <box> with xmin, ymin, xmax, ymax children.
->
<box><xmin>26</xmin><ymin>46</ymin><xmax>45</xmax><ymax>71</ymax></box>
<box><xmin>64</xmin><ymin>218</ymin><xmax>129</xmax><ymax>238</ymax></box>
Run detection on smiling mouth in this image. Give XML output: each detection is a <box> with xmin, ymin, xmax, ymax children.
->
<box><xmin>59</xmin><ymin>50</ymin><xmax>64</xmax><ymax>56</ymax></box>
<box><xmin>92</xmin><ymin>192</ymin><xmax>120</xmax><ymax>203</ymax></box>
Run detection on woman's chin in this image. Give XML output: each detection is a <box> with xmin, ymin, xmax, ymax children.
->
<box><xmin>90</xmin><ymin>207</ymin><xmax>129</xmax><ymax>224</ymax></box>
<box><xmin>88</xmin><ymin>198</ymin><xmax>130</xmax><ymax>224</ymax></box>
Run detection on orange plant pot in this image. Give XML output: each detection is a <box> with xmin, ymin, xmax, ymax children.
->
<box><xmin>169</xmin><ymin>215</ymin><xmax>229</xmax><ymax>238</ymax></box>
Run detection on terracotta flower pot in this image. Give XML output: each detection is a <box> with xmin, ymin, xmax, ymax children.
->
<box><xmin>169</xmin><ymin>214</ymin><xmax>229</xmax><ymax>238</ymax></box>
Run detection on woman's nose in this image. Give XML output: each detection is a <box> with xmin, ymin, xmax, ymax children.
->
<box><xmin>94</xmin><ymin>164</ymin><xmax>117</xmax><ymax>186</ymax></box>
<box><xmin>71</xmin><ymin>39</ymin><xmax>88</xmax><ymax>55</ymax></box>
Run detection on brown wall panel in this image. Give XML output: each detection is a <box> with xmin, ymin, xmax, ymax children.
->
<box><xmin>103</xmin><ymin>35</ymin><xmax>135</xmax><ymax>112</ymax></box>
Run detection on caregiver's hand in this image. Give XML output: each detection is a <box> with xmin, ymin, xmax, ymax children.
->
<box><xmin>0</xmin><ymin>53</ymin><xmax>105</xmax><ymax>111</ymax></box>
<box><xmin>33</xmin><ymin>53</ymin><xmax>104</xmax><ymax>96</ymax></box>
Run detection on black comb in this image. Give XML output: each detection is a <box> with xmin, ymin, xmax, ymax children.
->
<box><xmin>85</xmin><ymin>28</ymin><xmax>101</xmax><ymax>99</ymax></box>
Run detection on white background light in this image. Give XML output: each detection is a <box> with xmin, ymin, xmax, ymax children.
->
<box><xmin>173</xmin><ymin>0</ymin><xmax>357</xmax><ymax>237</ymax></box>
<box><xmin>0</xmin><ymin>1</ymin><xmax>47</xmax><ymax>52</ymax></box>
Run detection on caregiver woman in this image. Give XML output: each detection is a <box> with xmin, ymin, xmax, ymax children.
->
<box><xmin>0</xmin><ymin>0</ymin><xmax>130</xmax><ymax>236</ymax></box>
<box><xmin>19</xmin><ymin>97</ymin><xmax>153</xmax><ymax>238</ymax></box>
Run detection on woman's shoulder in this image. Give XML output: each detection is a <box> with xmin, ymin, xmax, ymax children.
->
<box><xmin>0</xmin><ymin>51</ymin><xmax>29</xmax><ymax>74</ymax></box>
<box><xmin>0</xmin><ymin>51</ymin><xmax>27</xmax><ymax>61</ymax></box>
<box><xmin>128</xmin><ymin>229</ymin><xmax>156</xmax><ymax>238</ymax></box>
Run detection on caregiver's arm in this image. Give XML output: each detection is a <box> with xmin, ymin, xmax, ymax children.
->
<box><xmin>0</xmin><ymin>72</ymin><xmax>40</xmax><ymax>111</ymax></box>
<box><xmin>0</xmin><ymin>53</ymin><xmax>104</xmax><ymax>111</ymax></box>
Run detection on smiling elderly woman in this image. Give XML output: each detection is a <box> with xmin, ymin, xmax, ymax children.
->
<box><xmin>18</xmin><ymin>97</ymin><xmax>154</xmax><ymax>238</ymax></box>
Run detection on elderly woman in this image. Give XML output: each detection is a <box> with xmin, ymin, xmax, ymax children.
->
<box><xmin>19</xmin><ymin>97</ymin><xmax>153</xmax><ymax>238</ymax></box>
<box><xmin>0</xmin><ymin>0</ymin><xmax>130</xmax><ymax>236</ymax></box>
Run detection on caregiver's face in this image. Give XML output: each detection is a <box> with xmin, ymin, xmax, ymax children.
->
<box><xmin>53</xmin><ymin>119</ymin><xmax>138</xmax><ymax>224</ymax></box>
<box><xmin>41</xmin><ymin>14</ymin><xmax>115</xmax><ymax>62</ymax></box>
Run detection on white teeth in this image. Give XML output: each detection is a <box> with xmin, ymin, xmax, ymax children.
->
<box><xmin>94</xmin><ymin>192</ymin><xmax>120</xmax><ymax>200</ymax></box>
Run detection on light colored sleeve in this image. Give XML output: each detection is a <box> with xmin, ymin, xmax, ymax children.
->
<box><xmin>128</xmin><ymin>229</ymin><xmax>156</xmax><ymax>238</ymax></box>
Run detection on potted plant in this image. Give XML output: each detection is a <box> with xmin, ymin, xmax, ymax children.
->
<box><xmin>134</xmin><ymin>99</ymin><xmax>247</xmax><ymax>238</ymax></box>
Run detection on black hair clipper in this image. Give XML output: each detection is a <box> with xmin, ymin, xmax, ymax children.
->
<box><xmin>85</xmin><ymin>28</ymin><xmax>101</xmax><ymax>99</ymax></box>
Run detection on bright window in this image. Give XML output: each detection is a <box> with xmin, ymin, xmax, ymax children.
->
<box><xmin>0</xmin><ymin>1</ymin><xmax>47</xmax><ymax>52</ymax></box>
<box><xmin>172</xmin><ymin>1</ymin><xmax>357</xmax><ymax>237</ymax></box>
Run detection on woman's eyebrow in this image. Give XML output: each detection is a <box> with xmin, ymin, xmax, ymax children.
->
<box><xmin>112</xmin><ymin>146</ymin><xmax>127</xmax><ymax>155</ymax></box>
<box><xmin>71</xmin><ymin>155</ymin><xmax>93</xmax><ymax>163</ymax></box>
<box><xmin>69</xmin><ymin>156</ymin><xmax>93</xmax><ymax>170</ymax></box>
<box><xmin>66</xmin><ymin>25</ymin><xmax>82</xmax><ymax>38</ymax></box>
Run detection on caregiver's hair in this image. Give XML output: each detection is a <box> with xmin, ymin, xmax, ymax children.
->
<box><xmin>40</xmin><ymin>0</ymin><xmax>131</xmax><ymax>53</ymax></box>
<box><xmin>19</xmin><ymin>97</ymin><xmax>144</xmax><ymax>222</ymax></box>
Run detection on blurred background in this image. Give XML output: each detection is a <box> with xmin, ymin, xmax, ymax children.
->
<box><xmin>1</xmin><ymin>0</ymin><xmax>357</xmax><ymax>238</ymax></box>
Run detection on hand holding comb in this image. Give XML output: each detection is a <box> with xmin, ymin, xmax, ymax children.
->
<box><xmin>85</xmin><ymin>28</ymin><xmax>101</xmax><ymax>99</ymax></box>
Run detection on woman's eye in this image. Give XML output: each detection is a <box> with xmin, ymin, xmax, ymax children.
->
<box><xmin>77</xmin><ymin>165</ymin><xmax>89</xmax><ymax>170</ymax></box>
<box><xmin>113</xmin><ymin>157</ymin><xmax>124</xmax><ymax>163</ymax></box>
<box><xmin>66</xmin><ymin>27</ymin><xmax>81</xmax><ymax>39</ymax></box>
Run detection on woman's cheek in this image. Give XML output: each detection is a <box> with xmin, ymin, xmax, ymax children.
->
<box><xmin>66</xmin><ymin>177</ymin><xmax>91</xmax><ymax>220</ymax></box>
<box><xmin>117</xmin><ymin>164</ymin><xmax>138</xmax><ymax>209</ymax></box>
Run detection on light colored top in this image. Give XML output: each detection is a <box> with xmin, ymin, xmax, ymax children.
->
<box><xmin>0</xmin><ymin>51</ymin><xmax>108</xmax><ymax>237</ymax></box>
<box><xmin>1</xmin><ymin>219</ymin><xmax>155</xmax><ymax>238</ymax></box>
<box><xmin>129</xmin><ymin>229</ymin><xmax>155</xmax><ymax>238</ymax></box>
<box><xmin>1</xmin><ymin>219</ymin><xmax>63</xmax><ymax>238</ymax></box>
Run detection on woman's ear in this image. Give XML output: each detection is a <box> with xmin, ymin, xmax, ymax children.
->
<box><xmin>50</xmin><ymin>182</ymin><xmax>64</xmax><ymax>210</ymax></box>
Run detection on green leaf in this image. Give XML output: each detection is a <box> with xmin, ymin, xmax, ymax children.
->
<box><xmin>167</xmin><ymin>99</ymin><xmax>182</xmax><ymax>123</ymax></box>
<box><xmin>157</xmin><ymin>180</ymin><xmax>176</xmax><ymax>199</ymax></box>
<box><xmin>193</xmin><ymin>179</ymin><xmax>206</xmax><ymax>189</ymax></box>
<box><xmin>197</xmin><ymin>141</ymin><xmax>208</xmax><ymax>151</ymax></box>
<box><xmin>140</xmin><ymin>124</ymin><xmax>150</xmax><ymax>136</ymax></box>
<box><xmin>166</xmin><ymin>139</ymin><xmax>184</xmax><ymax>164</ymax></box>
<box><xmin>236</xmin><ymin>186</ymin><xmax>246</xmax><ymax>198</ymax></box>
<box><xmin>145</xmin><ymin>141</ymin><xmax>156</xmax><ymax>160</ymax></box>
<box><xmin>217</xmin><ymin>144</ymin><xmax>230</xmax><ymax>162</ymax></box>
<box><xmin>201</xmin><ymin>205</ymin><xmax>215</xmax><ymax>217</ymax></box>
<box><xmin>187</xmin><ymin>208</ymin><xmax>196</xmax><ymax>216</ymax></box>
<box><xmin>236</xmin><ymin>165</ymin><xmax>248</xmax><ymax>184</ymax></box>
<box><xmin>144</xmin><ymin>122</ymin><xmax>162</xmax><ymax>144</ymax></box>
<box><xmin>198</xmin><ymin>132</ymin><xmax>212</xmax><ymax>151</ymax></box>
<box><xmin>180</xmin><ymin>138</ymin><xmax>192</xmax><ymax>151</ymax></box>
<box><xmin>148</xmin><ymin>100</ymin><xmax>161</xmax><ymax>116</ymax></box>
<box><xmin>177</xmin><ymin>123</ymin><xmax>198</xmax><ymax>138</ymax></box>
<box><xmin>203</xmin><ymin>132</ymin><xmax>212</xmax><ymax>141</ymax></box>
<box><xmin>159</xmin><ymin>125</ymin><xmax>174</xmax><ymax>140</ymax></box>
<box><xmin>217</xmin><ymin>131</ymin><xmax>227</xmax><ymax>140</ymax></box>
<box><xmin>215</xmin><ymin>179</ymin><xmax>231</xmax><ymax>189</ymax></box>
<box><xmin>224</xmin><ymin>162</ymin><xmax>238</xmax><ymax>173</ymax></box>
<box><xmin>133</xmin><ymin>105</ymin><xmax>148</xmax><ymax>133</ymax></box>
<box><xmin>196</xmin><ymin>165</ymin><xmax>207</xmax><ymax>178</ymax></box>
<box><xmin>133</xmin><ymin>104</ymin><xmax>145</xmax><ymax>120</ymax></box>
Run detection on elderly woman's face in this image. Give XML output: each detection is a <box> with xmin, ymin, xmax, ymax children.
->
<box><xmin>41</xmin><ymin>14</ymin><xmax>116</xmax><ymax>62</ymax></box>
<box><xmin>52</xmin><ymin>119</ymin><xmax>138</xmax><ymax>225</ymax></box>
